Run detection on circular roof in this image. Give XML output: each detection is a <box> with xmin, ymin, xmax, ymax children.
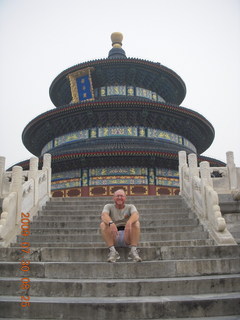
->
<box><xmin>49</xmin><ymin>61</ymin><xmax>186</xmax><ymax>107</ymax></box>
<box><xmin>50</xmin><ymin>32</ymin><xmax>186</xmax><ymax>107</ymax></box>
<box><xmin>22</xmin><ymin>99</ymin><xmax>214</xmax><ymax>156</ymax></box>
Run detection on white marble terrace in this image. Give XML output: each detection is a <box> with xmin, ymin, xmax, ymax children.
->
<box><xmin>179</xmin><ymin>150</ymin><xmax>240</xmax><ymax>245</ymax></box>
<box><xmin>0</xmin><ymin>151</ymin><xmax>239</xmax><ymax>247</ymax></box>
<box><xmin>0</xmin><ymin>154</ymin><xmax>51</xmax><ymax>247</ymax></box>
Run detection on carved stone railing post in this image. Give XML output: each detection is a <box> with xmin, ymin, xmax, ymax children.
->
<box><xmin>43</xmin><ymin>153</ymin><xmax>52</xmax><ymax>197</ymax></box>
<box><xmin>188</xmin><ymin>153</ymin><xmax>198</xmax><ymax>202</ymax></box>
<box><xmin>188</xmin><ymin>153</ymin><xmax>198</xmax><ymax>177</ymax></box>
<box><xmin>178</xmin><ymin>151</ymin><xmax>187</xmax><ymax>196</ymax></box>
<box><xmin>29</xmin><ymin>157</ymin><xmax>39</xmax><ymax>206</ymax></box>
<box><xmin>10</xmin><ymin>166</ymin><xmax>22</xmax><ymax>192</ymax></box>
<box><xmin>9</xmin><ymin>166</ymin><xmax>23</xmax><ymax>225</ymax></box>
<box><xmin>200</xmin><ymin>161</ymin><xmax>212</xmax><ymax>219</ymax></box>
<box><xmin>0</xmin><ymin>156</ymin><xmax>5</xmax><ymax>198</ymax></box>
<box><xmin>200</xmin><ymin>161</ymin><xmax>213</xmax><ymax>187</ymax></box>
<box><xmin>29</xmin><ymin>157</ymin><xmax>39</xmax><ymax>180</ymax></box>
<box><xmin>226</xmin><ymin>151</ymin><xmax>238</xmax><ymax>190</ymax></box>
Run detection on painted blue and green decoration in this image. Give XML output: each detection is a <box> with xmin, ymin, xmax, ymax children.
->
<box><xmin>42</xmin><ymin>126</ymin><xmax>196</xmax><ymax>155</ymax></box>
<box><xmin>51</xmin><ymin>167</ymin><xmax>179</xmax><ymax>191</ymax></box>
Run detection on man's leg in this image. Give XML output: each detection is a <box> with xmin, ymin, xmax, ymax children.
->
<box><xmin>100</xmin><ymin>222</ymin><xmax>115</xmax><ymax>247</ymax></box>
<box><xmin>124</xmin><ymin>221</ymin><xmax>142</xmax><ymax>262</ymax></box>
<box><xmin>100</xmin><ymin>222</ymin><xmax>120</xmax><ymax>262</ymax></box>
<box><xmin>124</xmin><ymin>221</ymin><xmax>141</xmax><ymax>246</ymax></box>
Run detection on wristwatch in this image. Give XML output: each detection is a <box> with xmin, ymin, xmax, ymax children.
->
<box><xmin>109</xmin><ymin>221</ymin><xmax>114</xmax><ymax>226</ymax></box>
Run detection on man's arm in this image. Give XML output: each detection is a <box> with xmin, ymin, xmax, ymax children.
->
<box><xmin>101</xmin><ymin>211</ymin><xmax>119</xmax><ymax>237</ymax></box>
<box><xmin>101</xmin><ymin>211</ymin><xmax>114</xmax><ymax>225</ymax></box>
<box><xmin>126</xmin><ymin>211</ymin><xmax>139</xmax><ymax>224</ymax></box>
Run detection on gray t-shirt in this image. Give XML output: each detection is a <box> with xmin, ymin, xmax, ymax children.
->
<box><xmin>102</xmin><ymin>204</ymin><xmax>138</xmax><ymax>227</ymax></box>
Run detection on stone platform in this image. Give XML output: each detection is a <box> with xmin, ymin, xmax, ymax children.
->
<box><xmin>0</xmin><ymin>195</ymin><xmax>239</xmax><ymax>319</ymax></box>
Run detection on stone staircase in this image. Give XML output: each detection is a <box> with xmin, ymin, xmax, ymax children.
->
<box><xmin>219</xmin><ymin>194</ymin><xmax>240</xmax><ymax>244</ymax></box>
<box><xmin>0</xmin><ymin>195</ymin><xmax>240</xmax><ymax>319</ymax></box>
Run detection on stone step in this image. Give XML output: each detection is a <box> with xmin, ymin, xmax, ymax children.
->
<box><xmin>29</xmin><ymin>225</ymin><xmax>203</xmax><ymax>235</ymax></box>
<box><xmin>224</xmin><ymin>213</ymin><xmax>240</xmax><ymax>223</ymax></box>
<box><xmin>11</xmin><ymin>239</ymin><xmax>215</xmax><ymax>248</ymax></box>
<box><xmin>30</xmin><ymin>218</ymin><xmax>199</xmax><ymax>228</ymax></box>
<box><xmin>0</xmin><ymin>293</ymin><xmax>239</xmax><ymax>319</ymax></box>
<box><xmin>34</xmin><ymin>212</ymin><xmax>191</xmax><ymax>221</ymax></box>
<box><xmin>40</xmin><ymin>207</ymin><xmax>188</xmax><ymax>217</ymax></box>
<box><xmin>16</xmin><ymin>230</ymin><xmax>210</xmax><ymax>243</ymax></box>
<box><xmin>0</xmin><ymin>274</ymin><xmax>239</xmax><ymax>297</ymax></box>
<box><xmin>49</xmin><ymin>195</ymin><xmax>183</xmax><ymax>204</ymax></box>
<box><xmin>145</xmin><ymin>317</ymin><xmax>240</xmax><ymax>320</ymax></box>
<box><xmin>224</xmin><ymin>224</ymin><xmax>240</xmax><ymax>232</ymax></box>
<box><xmin>46</xmin><ymin>196</ymin><xmax>185</xmax><ymax>202</ymax></box>
<box><xmin>43</xmin><ymin>202</ymin><xmax>188</xmax><ymax>212</ymax></box>
<box><xmin>1</xmin><ymin>317</ymin><xmax>239</xmax><ymax>320</ymax></box>
<box><xmin>1</xmin><ymin>246</ymin><xmax>239</xmax><ymax>262</ymax></box>
<box><xmin>45</xmin><ymin>198</ymin><xmax>187</xmax><ymax>204</ymax></box>
<box><xmin>0</xmin><ymin>317</ymin><xmax>239</xmax><ymax>320</ymax></box>
<box><xmin>1</xmin><ymin>259</ymin><xmax>239</xmax><ymax>279</ymax></box>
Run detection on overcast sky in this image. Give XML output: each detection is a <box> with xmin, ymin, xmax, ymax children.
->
<box><xmin>0</xmin><ymin>0</ymin><xmax>240</xmax><ymax>169</ymax></box>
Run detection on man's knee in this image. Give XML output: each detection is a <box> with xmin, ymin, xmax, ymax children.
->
<box><xmin>132</xmin><ymin>221</ymin><xmax>140</xmax><ymax>230</ymax></box>
<box><xmin>100</xmin><ymin>221</ymin><xmax>106</xmax><ymax>231</ymax></box>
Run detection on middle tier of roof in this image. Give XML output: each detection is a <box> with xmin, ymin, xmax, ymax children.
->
<box><xmin>22</xmin><ymin>98</ymin><xmax>214</xmax><ymax>156</ymax></box>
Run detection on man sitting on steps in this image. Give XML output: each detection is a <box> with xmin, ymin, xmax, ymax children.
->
<box><xmin>100</xmin><ymin>189</ymin><xmax>142</xmax><ymax>263</ymax></box>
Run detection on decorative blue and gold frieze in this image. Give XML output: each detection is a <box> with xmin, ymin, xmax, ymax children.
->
<box><xmin>139</xmin><ymin>127</ymin><xmax>146</xmax><ymax>137</ymax></box>
<box><xmin>100</xmin><ymin>86</ymin><xmax>106</xmax><ymax>96</ymax></box>
<box><xmin>156</xmin><ymin>177</ymin><xmax>179</xmax><ymax>187</ymax></box>
<box><xmin>90</xmin><ymin>128</ymin><xmax>97</xmax><ymax>138</ymax></box>
<box><xmin>55</xmin><ymin>130</ymin><xmax>89</xmax><ymax>147</ymax></box>
<box><xmin>90</xmin><ymin>176</ymin><xmax>148</xmax><ymax>186</ymax></box>
<box><xmin>148</xmin><ymin>168</ymin><xmax>155</xmax><ymax>185</ymax></box>
<box><xmin>127</xmin><ymin>86</ymin><xmax>134</xmax><ymax>96</ymax></box>
<box><xmin>52</xmin><ymin>178</ymin><xmax>81</xmax><ymax>190</ymax></box>
<box><xmin>156</xmin><ymin>168</ymin><xmax>179</xmax><ymax>178</ymax></box>
<box><xmin>51</xmin><ymin>166</ymin><xmax>179</xmax><ymax>190</ymax></box>
<box><xmin>98</xmin><ymin>127</ymin><xmax>138</xmax><ymax>137</ymax></box>
<box><xmin>41</xmin><ymin>126</ymin><xmax>196</xmax><ymax>154</ymax></box>
<box><xmin>107</xmin><ymin>86</ymin><xmax>126</xmax><ymax>96</ymax></box>
<box><xmin>95</xmin><ymin>85</ymin><xmax>166</xmax><ymax>102</ymax></box>
<box><xmin>82</xmin><ymin>169</ymin><xmax>88</xmax><ymax>187</ymax></box>
<box><xmin>52</xmin><ymin>169</ymin><xmax>81</xmax><ymax>180</ymax></box>
<box><xmin>89</xmin><ymin>167</ymin><xmax>147</xmax><ymax>177</ymax></box>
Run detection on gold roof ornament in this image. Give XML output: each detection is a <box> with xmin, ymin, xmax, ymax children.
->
<box><xmin>108</xmin><ymin>32</ymin><xmax>126</xmax><ymax>59</ymax></box>
<box><xmin>111</xmin><ymin>32</ymin><xmax>123</xmax><ymax>48</ymax></box>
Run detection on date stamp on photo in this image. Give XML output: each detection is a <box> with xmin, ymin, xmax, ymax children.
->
<box><xmin>20</xmin><ymin>212</ymin><xmax>31</xmax><ymax>307</ymax></box>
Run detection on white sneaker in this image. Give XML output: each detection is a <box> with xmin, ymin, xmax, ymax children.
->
<box><xmin>107</xmin><ymin>250</ymin><xmax>120</xmax><ymax>263</ymax></box>
<box><xmin>128</xmin><ymin>248</ymin><xmax>142</xmax><ymax>262</ymax></box>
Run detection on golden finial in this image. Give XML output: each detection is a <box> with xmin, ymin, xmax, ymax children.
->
<box><xmin>111</xmin><ymin>32</ymin><xmax>123</xmax><ymax>48</ymax></box>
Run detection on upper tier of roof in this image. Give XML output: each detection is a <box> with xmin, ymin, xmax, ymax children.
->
<box><xmin>49</xmin><ymin>32</ymin><xmax>186</xmax><ymax>107</ymax></box>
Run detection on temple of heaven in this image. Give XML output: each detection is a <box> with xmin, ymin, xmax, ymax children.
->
<box><xmin>20</xmin><ymin>32</ymin><xmax>224</xmax><ymax>197</ymax></box>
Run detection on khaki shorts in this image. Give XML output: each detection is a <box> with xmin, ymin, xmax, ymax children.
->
<box><xmin>115</xmin><ymin>226</ymin><xmax>129</xmax><ymax>248</ymax></box>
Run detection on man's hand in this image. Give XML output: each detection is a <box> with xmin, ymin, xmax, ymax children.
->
<box><xmin>109</xmin><ymin>223</ymin><xmax>119</xmax><ymax>238</ymax></box>
<box><xmin>125</xmin><ymin>221</ymin><xmax>132</xmax><ymax>234</ymax></box>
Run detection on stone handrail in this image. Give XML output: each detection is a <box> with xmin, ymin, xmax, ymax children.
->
<box><xmin>179</xmin><ymin>151</ymin><xmax>237</xmax><ymax>245</ymax></box>
<box><xmin>0</xmin><ymin>154</ymin><xmax>51</xmax><ymax>247</ymax></box>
